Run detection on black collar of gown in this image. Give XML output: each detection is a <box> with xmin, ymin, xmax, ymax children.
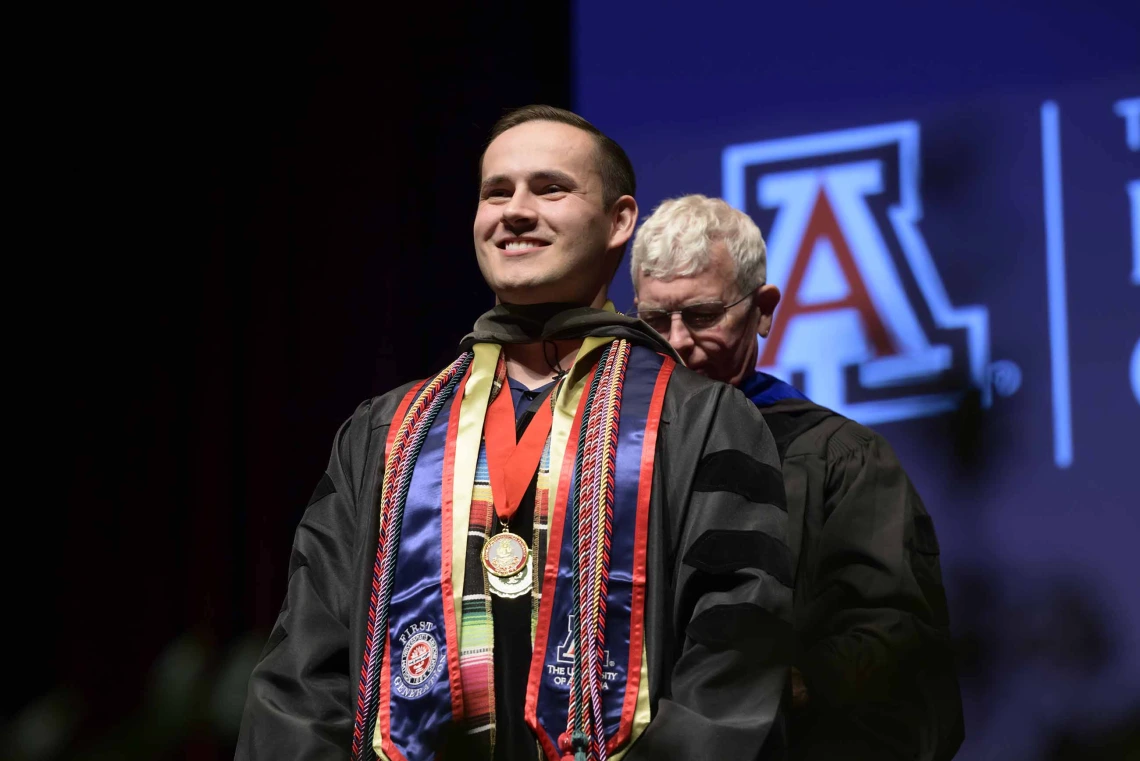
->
<box><xmin>458</xmin><ymin>302</ymin><xmax>681</xmax><ymax>362</ymax></box>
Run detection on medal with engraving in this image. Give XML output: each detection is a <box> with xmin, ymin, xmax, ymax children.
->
<box><xmin>480</xmin><ymin>361</ymin><xmax>558</xmax><ymax>598</ymax></box>
<box><xmin>482</xmin><ymin>530</ymin><xmax>529</xmax><ymax>577</ymax></box>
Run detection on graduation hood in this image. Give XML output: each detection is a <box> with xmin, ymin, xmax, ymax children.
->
<box><xmin>459</xmin><ymin>302</ymin><xmax>681</xmax><ymax>362</ymax></box>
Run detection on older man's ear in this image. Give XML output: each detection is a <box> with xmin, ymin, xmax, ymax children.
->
<box><xmin>755</xmin><ymin>284</ymin><xmax>781</xmax><ymax>338</ymax></box>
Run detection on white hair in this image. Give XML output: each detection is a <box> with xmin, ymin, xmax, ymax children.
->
<box><xmin>631</xmin><ymin>194</ymin><xmax>767</xmax><ymax>293</ymax></box>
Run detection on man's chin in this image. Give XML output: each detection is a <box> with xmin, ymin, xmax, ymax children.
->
<box><xmin>490</xmin><ymin>273</ymin><xmax>606</xmax><ymax>307</ymax></box>
<box><xmin>492</xmin><ymin>282</ymin><xmax>586</xmax><ymax>307</ymax></box>
<box><xmin>494</xmin><ymin>284</ymin><xmax>560</xmax><ymax>305</ymax></box>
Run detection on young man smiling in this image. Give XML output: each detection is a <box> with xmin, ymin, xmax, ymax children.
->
<box><xmin>237</xmin><ymin>110</ymin><xmax>793</xmax><ymax>761</ymax></box>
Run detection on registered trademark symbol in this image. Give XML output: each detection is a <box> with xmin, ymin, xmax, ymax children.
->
<box><xmin>988</xmin><ymin>360</ymin><xmax>1022</xmax><ymax>398</ymax></box>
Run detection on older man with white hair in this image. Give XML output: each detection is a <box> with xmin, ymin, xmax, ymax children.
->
<box><xmin>631</xmin><ymin>194</ymin><xmax>964</xmax><ymax>761</ymax></box>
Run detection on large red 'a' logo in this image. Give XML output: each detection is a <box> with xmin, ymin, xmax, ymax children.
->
<box><xmin>724</xmin><ymin>121</ymin><xmax>992</xmax><ymax>424</ymax></box>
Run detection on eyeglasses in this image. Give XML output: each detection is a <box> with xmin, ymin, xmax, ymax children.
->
<box><xmin>631</xmin><ymin>293</ymin><xmax>751</xmax><ymax>334</ymax></box>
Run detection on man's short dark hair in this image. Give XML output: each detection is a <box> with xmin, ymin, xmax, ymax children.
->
<box><xmin>485</xmin><ymin>105</ymin><xmax>636</xmax><ymax>209</ymax></box>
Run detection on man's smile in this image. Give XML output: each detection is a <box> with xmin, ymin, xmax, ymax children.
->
<box><xmin>497</xmin><ymin>237</ymin><xmax>551</xmax><ymax>256</ymax></box>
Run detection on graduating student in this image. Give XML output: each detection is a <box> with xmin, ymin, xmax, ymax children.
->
<box><xmin>237</xmin><ymin>111</ymin><xmax>792</xmax><ymax>761</ymax></box>
<box><xmin>631</xmin><ymin>195</ymin><xmax>964</xmax><ymax>761</ymax></box>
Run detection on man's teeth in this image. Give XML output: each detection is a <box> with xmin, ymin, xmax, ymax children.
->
<box><xmin>504</xmin><ymin>240</ymin><xmax>544</xmax><ymax>251</ymax></box>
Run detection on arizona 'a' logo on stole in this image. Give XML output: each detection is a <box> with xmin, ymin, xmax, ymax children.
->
<box><xmin>351</xmin><ymin>338</ymin><xmax>674</xmax><ymax>761</ymax></box>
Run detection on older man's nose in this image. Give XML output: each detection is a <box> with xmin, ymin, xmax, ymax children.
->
<box><xmin>667</xmin><ymin>313</ymin><xmax>694</xmax><ymax>353</ymax></box>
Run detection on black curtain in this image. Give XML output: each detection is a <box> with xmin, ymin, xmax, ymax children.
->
<box><xmin>22</xmin><ymin>4</ymin><xmax>571</xmax><ymax>759</ymax></box>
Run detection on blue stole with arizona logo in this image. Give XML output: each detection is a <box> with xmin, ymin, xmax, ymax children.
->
<box><xmin>366</xmin><ymin>339</ymin><xmax>671</xmax><ymax>761</ymax></box>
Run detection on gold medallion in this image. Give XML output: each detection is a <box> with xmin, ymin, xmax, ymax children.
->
<box><xmin>487</xmin><ymin>553</ymin><xmax>533</xmax><ymax>599</ymax></box>
<box><xmin>481</xmin><ymin>531</ymin><xmax>529</xmax><ymax>577</ymax></box>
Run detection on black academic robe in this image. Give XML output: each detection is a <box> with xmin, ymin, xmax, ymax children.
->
<box><xmin>759</xmin><ymin>397</ymin><xmax>964</xmax><ymax>761</ymax></box>
<box><xmin>235</xmin><ymin>307</ymin><xmax>793</xmax><ymax>760</ymax></box>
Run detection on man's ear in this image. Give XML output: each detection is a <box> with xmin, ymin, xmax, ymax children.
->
<box><xmin>755</xmin><ymin>284</ymin><xmax>781</xmax><ymax>338</ymax></box>
<box><xmin>608</xmin><ymin>195</ymin><xmax>638</xmax><ymax>251</ymax></box>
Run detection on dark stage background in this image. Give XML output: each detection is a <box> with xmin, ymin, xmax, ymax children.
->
<box><xmin>12</xmin><ymin>2</ymin><xmax>1138</xmax><ymax>760</ymax></box>
<box><xmin>14</xmin><ymin>4</ymin><xmax>570</xmax><ymax>759</ymax></box>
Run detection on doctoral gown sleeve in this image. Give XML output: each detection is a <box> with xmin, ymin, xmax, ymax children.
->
<box><xmin>629</xmin><ymin>380</ymin><xmax>794</xmax><ymax>761</ymax></box>
<box><xmin>794</xmin><ymin>425</ymin><xmax>963</xmax><ymax>761</ymax></box>
<box><xmin>235</xmin><ymin>399</ymin><xmax>379</xmax><ymax>761</ymax></box>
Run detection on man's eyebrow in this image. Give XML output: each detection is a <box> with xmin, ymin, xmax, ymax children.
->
<box><xmin>480</xmin><ymin>174</ymin><xmax>510</xmax><ymax>191</ymax></box>
<box><xmin>479</xmin><ymin>170</ymin><xmax>579</xmax><ymax>192</ymax></box>
<box><xmin>529</xmin><ymin>170</ymin><xmax>577</xmax><ymax>186</ymax></box>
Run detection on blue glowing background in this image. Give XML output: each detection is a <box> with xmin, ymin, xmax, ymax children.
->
<box><xmin>575</xmin><ymin>2</ymin><xmax>1140</xmax><ymax>757</ymax></box>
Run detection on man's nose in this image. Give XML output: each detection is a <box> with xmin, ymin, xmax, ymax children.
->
<box><xmin>502</xmin><ymin>190</ymin><xmax>538</xmax><ymax>229</ymax></box>
<box><xmin>667</xmin><ymin>313</ymin><xmax>694</xmax><ymax>353</ymax></box>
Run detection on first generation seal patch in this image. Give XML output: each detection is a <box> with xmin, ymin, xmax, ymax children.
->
<box><xmin>394</xmin><ymin>621</ymin><xmax>443</xmax><ymax>699</ymax></box>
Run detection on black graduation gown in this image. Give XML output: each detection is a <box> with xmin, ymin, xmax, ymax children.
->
<box><xmin>760</xmin><ymin>397</ymin><xmax>964</xmax><ymax>761</ymax></box>
<box><xmin>235</xmin><ymin>307</ymin><xmax>793</xmax><ymax>760</ymax></box>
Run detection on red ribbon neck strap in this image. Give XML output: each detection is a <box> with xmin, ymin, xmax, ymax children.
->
<box><xmin>482</xmin><ymin>373</ymin><xmax>555</xmax><ymax>528</ymax></box>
